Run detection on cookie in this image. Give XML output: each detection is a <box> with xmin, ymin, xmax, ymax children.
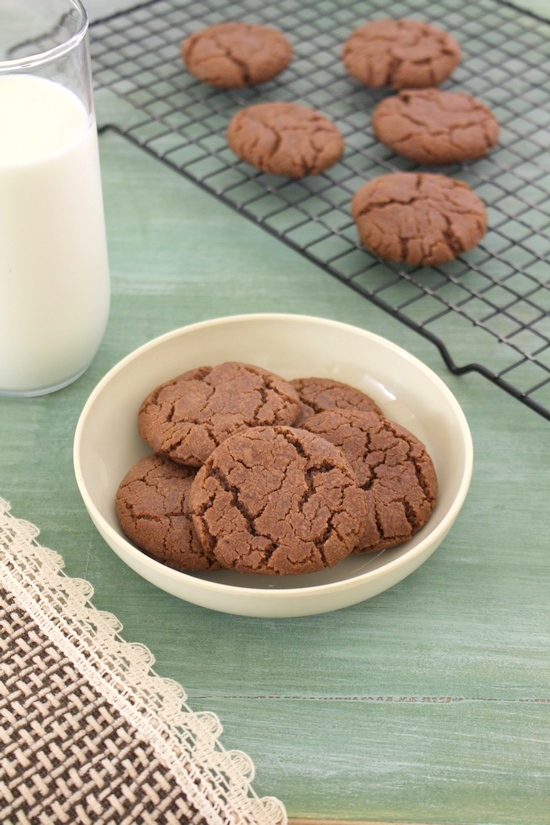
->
<box><xmin>342</xmin><ymin>18</ymin><xmax>461</xmax><ymax>89</ymax></box>
<box><xmin>301</xmin><ymin>409</ymin><xmax>438</xmax><ymax>553</ymax></box>
<box><xmin>138</xmin><ymin>361</ymin><xmax>301</xmax><ymax>468</ymax></box>
<box><xmin>181</xmin><ymin>22</ymin><xmax>292</xmax><ymax>88</ymax></box>
<box><xmin>351</xmin><ymin>172</ymin><xmax>487</xmax><ymax>266</ymax></box>
<box><xmin>372</xmin><ymin>89</ymin><xmax>499</xmax><ymax>164</ymax></box>
<box><xmin>227</xmin><ymin>102</ymin><xmax>345</xmax><ymax>177</ymax></box>
<box><xmin>115</xmin><ymin>454</ymin><xmax>220</xmax><ymax>571</ymax></box>
<box><xmin>291</xmin><ymin>376</ymin><xmax>382</xmax><ymax>425</ymax></box>
<box><xmin>187</xmin><ymin>425</ymin><xmax>369</xmax><ymax>575</ymax></box>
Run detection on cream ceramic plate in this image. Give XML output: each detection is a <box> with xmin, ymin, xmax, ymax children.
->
<box><xmin>73</xmin><ymin>314</ymin><xmax>473</xmax><ymax>618</ymax></box>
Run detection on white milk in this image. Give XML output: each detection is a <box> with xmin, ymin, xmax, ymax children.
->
<box><xmin>0</xmin><ymin>74</ymin><xmax>110</xmax><ymax>395</ymax></box>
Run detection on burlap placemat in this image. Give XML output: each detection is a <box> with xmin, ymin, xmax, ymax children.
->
<box><xmin>0</xmin><ymin>498</ymin><xmax>286</xmax><ymax>825</ymax></box>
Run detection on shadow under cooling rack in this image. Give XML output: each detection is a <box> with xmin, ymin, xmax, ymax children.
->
<box><xmin>90</xmin><ymin>0</ymin><xmax>550</xmax><ymax>420</ymax></box>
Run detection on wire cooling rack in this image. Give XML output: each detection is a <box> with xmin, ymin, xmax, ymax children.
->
<box><xmin>89</xmin><ymin>0</ymin><xmax>550</xmax><ymax>420</ymax></box>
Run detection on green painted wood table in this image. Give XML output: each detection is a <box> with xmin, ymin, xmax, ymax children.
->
<box><xmin>1</xmin><ymin>1</ymin><xmax>548</xmax><ymax>824</ymax></box>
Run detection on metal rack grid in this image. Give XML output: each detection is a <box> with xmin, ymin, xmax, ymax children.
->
<box><xmin>89</xmin><ymin>0</ymin><xmax>550</xmax><ymax>420</ymax></box>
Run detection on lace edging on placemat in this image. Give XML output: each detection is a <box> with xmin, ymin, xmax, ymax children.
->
<box><xmin>0</xmin><ymin>497</ymin><xmax>287</xmax><ymax>825</ymax></box>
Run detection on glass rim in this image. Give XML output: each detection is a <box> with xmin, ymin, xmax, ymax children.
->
<box><xmin>0</xmin><ymin>0</ymin><xmax>89</xmax><ymax>72</ymax></box>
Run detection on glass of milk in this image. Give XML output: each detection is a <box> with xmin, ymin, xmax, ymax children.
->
<box><xmin>0</xmin><ymin>0</ymin><xmax>110</xmax><ymax>396</ymax></box>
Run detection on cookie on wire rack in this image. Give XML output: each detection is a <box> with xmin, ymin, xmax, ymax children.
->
<box><xmin>343</xmin><ymin>18</ymin><xmax>461</xmax><ymax>89</ymax></box>
<box><xmin>181</xmin><ymin>22</ymin><xmax>292</xmax><ymax>88</ymax></box>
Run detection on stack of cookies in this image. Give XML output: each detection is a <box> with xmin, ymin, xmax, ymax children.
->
<box><xmin>116</xmin><ymin>361</ymin><xmax>438</xmax><ymax>577</ymax></box>
<box><xmin>180</xmin><ymin>17</ymin><xmax>498</xmax><ymax>267</ymax></box>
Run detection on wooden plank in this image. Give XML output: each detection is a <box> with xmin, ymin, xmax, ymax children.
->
<box><xmin>289</xmin><ymin>820</ymin><xmax>447</xmax><ymax>825</ymax></box>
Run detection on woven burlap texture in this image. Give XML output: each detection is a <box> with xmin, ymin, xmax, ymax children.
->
<box><xmin>0</xmin><ymin>498</ymin><xmax>286</xmax><ymax>825</ymax></box>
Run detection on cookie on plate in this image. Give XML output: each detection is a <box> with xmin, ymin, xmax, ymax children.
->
<box><xmin>302</xmin><ymin>409</ymin><xmax>438</xmax><ymax>553</ymax></box>
<box><xmin>227</xmin><ymin>101</ymin><xmax>345</xmax><ymax>177</ymax></box>
<box><xmin>187</xmin><ymin>425</ymin><xmax>369</xmax><ymax>575</ymax></box>
<box><xmin>138</xmin><ymin>361</ymin><xmax>301</xmax><ymax>467</ymax></box>
<box><xmin>181</xmin><ymin>22</ymin><xmax>292</xmax><ymax>88</ymax></box>
<box><xmin>351</xmin><ymin>171</ymin><xmax>487</xmax><ymax>266</ymax></box>
<box><xmin>291</xmin><ymin>376</ymin><xmax>382</xmax><ymax>424</ymax></box>
<box><xmin>116</xmin><ymin>454</ymin><xmax>220</xmax><ymax>571</ymax></box>
<box><xmin>373</xmin><ymin>88</ymin><xmax>499</xmax><ymax>164</ymax></box>
<box><xmin>342</xmin><ymin>18</ymin><xmax>461</xmax><ymax>89</ymax></box>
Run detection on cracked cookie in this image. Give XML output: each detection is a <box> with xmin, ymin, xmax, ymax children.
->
<box><xmin>342</xmin><ymin>18</ymin><xmax>461</xmax><ymax>89</ymax></box>
<box><xmin>373</xmin><ymin>88</ymin><xmax>499</xmax><ymax>165</ymax></box>
<box><xmin>187</xmin><ymin>425</ymin><xmax>369</xmax><ymax>575</ymax></box>
<box><xmin>181</xmin><ymin>22</ymin><xmax>292</xmax><ymax>88</ymax></box>
<box><xmin>116</xmin><ymin>454</ymin><xmax>220</xmax><ymax>571</ymax></box>
<box><xmin>351</xmin><ymin>171</ymin><xmax>487</xmax><ymax>266</ymax></box>
<box><xmin>227</xmin><ymin>101</ymin><xmax>345</xmax><ymax>177</ymax></box>
<box><xmin>138</xmin><ymin>361</ymin><xmax>301</xmax><ymax>468</ymax></box>
<box><xmin>301</xmin><ymin>409</ymin><xmax>438</xmax><ymax>553</ymax></box>
<box><xmin>291</xmin><ymin>376</ymin><xmax>382</xmax><ymax>424</ymax></box>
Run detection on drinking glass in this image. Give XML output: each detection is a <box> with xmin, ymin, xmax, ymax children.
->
<box><xmin>0</xmin><ymin>0</ymin><xmax>110</xmax><ymax>396</ymax></box>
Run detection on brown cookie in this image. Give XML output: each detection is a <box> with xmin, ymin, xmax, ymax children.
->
<box><xmin>373</xmin><ymin>89</ymin><xmax>499</xmax><ymax>164</ymax></box>
<box><xmin>301</xmin><ymin>409</ymin><xmax>438</xmax><ymax>553</ymax></box>
<box><xmin>187</xmin><ymin>425</ymin><xmax>369</xmax><ymax>575</ymax></box>
<box><xmin>291</xmin><ymin>377</ymin><xmax>382</xmax><ymax>425</ymax></box>
<box><xmin>181</xmin><ymin>22</ymin><xmax>292</xmax><ymax>88</ymax></box>
<box><xmin>342</xmin><ymin>18</ymin><xmax>461</xmax><ymax>89</ymax></box>
<box><xmin>138</xmin><ymin>361</ymin><xmax>301</xmax><ymax>467</ymax></box>
<box><xmin>351</xmin><ymin>172</ymin><xmax>487</xmax><ymax>266</ymax></box>
<box><xmin>115</xmin><ymin>454</ymin><xmax>220</xmax><ymax>571</ymax></box>
<box><xmin>227</xmin><ymin>102</ymin><xmax>345</xmax><ymax>177</ymax></box>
